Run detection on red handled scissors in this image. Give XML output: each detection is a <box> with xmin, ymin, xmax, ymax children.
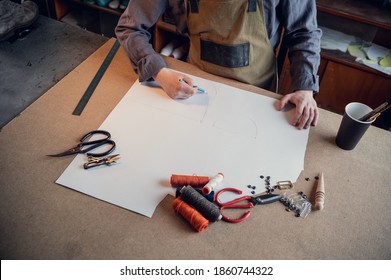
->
<box><xmin>215</xmin><ymin>188</ymin><xmax>282</xmax><ymax>223</ymax></box>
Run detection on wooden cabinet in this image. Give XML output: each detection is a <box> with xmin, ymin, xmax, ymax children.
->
<box><xmin>51</xmin><ymin>0</ymin><xmax>123</xmax><ymax>19</ymax></box>
<box><xmin>153</xmin><ymin>16</ymin><xmax>186</xmax><ymax>54</ymax></box>
<box><xmin>152</xmin><ymin>15</ymin><xmax>189</xmax><ymax>61</ymax></box>
<box><xmin>50</xmin><ymin>0</ymin><xmax>123</xmax><ymax>37</ymax></box>
<box><xmin>279</xmin><ymin>0</ymin><xmax>391</xmax><ymax>130</ymax></box>
<box><xmin>320</xmin><ymin>0</ymin><xmax>390</xmax><ymax>130</ymax></box>
<box><xmin>316</xmin><ymin>61</ymin><xmax>391</xmax><ymax>111</ymax></box>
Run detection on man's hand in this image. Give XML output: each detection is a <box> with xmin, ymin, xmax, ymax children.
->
<box><xmin>154</xmin><ymin>68</ymin><xmax>195</xmax><ymax>99</ymax></box>
<box><xmin>278</xmin><ymin>90</ymin><xmax>319</xmax><ymax>130</ymax></box>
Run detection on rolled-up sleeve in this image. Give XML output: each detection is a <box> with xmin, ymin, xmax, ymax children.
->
<box><xmin>280</xmin><ymin>0</ymin><xmax>322</xmax><ymax>92</ymax></box>
<box><xmin>115</xmin><ymin>0</ymin><xmax>167</xmax><ymax>82</ymax></box>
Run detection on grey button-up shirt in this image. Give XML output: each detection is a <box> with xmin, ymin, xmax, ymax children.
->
<box><xmin>116</xmin><ymin>0</ymin><xmax>322</xmax><ymax>92</ymax></box>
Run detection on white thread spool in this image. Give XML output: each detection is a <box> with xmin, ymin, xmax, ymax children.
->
<box><xmin>202</xmin><ymin>173</ymin><xmax>224</xmax><ymax>195</ymax></box>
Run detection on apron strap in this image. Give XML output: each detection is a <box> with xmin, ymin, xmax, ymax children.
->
<box><xmin>248</xmin><ymin>0</ymin><xmax>257</xmax><ymax>12</ymax></box>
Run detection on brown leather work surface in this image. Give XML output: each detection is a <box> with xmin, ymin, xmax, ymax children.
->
<box><xmin>0</xmin><ymin>39</ymin><xmax>390</xmax><ymax>260</ymax></box>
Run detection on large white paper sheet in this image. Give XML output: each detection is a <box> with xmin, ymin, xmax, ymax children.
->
<box><xmin>56</xmin><ymin>73</ymin><xmax>309</xmax><ymax>217</ymax></box>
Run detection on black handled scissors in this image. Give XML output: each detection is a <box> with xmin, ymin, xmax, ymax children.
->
<box><xmin>215</xmin><ymin>188</ymin><xmax>282</xmax><ymax>223</ymax></box>
<box><xmin>48</xmin><ymin>130</ymin><xmax>116</xmax><ymax>157</ymax></box>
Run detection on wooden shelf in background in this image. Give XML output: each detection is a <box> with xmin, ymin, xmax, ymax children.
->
<box><xmin>68</xmin><ymin>0</ymin><xmax>123</xmax><ymax>17</ymax></box>
<box><xmin>316</xmin><ymin>0</ymin><xmax>391</xmax><ymax>30</ymax></box>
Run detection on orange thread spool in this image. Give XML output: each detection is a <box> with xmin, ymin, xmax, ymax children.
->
<box><xmin>170</xmin><ymin>174</ymin><xmax>210</xmax><ymax>188</ymax></box>
<box><xmin>172</xmin><ymin>196</ymin><xmax>209</xmax><ymax>232</ymax></box>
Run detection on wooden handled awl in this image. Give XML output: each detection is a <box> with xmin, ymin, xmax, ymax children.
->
<box><xmin>314</xmin><ymin>172</ymin><xmax>325</xmax><ymax>210</ymax></box>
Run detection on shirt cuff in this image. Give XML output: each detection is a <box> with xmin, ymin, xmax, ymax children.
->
<box><xmin>292</xmin><ymin>73</ymin><xmax>319</xmax><ymax>93</ymax></box>
<box><xmin>137</xmin><ymin>54</ymin><xmax>167</xmax><ymax>82</ymax></box>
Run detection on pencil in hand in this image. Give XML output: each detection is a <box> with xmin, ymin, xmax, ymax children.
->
<box><xmin>179</xmin><ymin>78</ymin><xmax>207</xmax><ymax>94</ymax></box>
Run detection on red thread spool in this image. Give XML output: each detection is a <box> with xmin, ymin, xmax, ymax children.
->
<box><xmin>172</xmin><ymin>196</ymin><xmax>208</xmax><ymax>232</ymax></box>
<box><xmin>170</xmin><ymin>174</ymin><xmax>210</xmax><ymax>188</ymax></box>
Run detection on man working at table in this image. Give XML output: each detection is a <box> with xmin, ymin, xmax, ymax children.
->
<box><xmin>115</xmin><ymin>0</ymin><xmax>322</xmax><ymax>130</ymax></box>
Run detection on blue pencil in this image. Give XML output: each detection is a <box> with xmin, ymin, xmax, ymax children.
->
<box><xmin>179</xmin><ymin>79</ymin><xmax>207</xmax><ymax>94</ymax></box>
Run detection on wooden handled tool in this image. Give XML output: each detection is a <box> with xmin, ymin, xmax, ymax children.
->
<box><xmin>314</xmin><ymin>172</ymin><xmax>325</xmax><ymax>210</ymax></box>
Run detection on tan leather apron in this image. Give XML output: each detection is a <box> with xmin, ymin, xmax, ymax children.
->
<box><xmin>186</xmin><ymin>0</ymin><xmax>276</xmax><ymax>88</ymax></box>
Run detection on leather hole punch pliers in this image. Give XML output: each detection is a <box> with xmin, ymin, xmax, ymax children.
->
<box><xmin>215</xmin><ymin>188</ymin><xmax>282</xmax><ymax>223</ymax></box>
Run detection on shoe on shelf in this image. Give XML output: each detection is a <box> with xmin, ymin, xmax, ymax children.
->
<box><xmin>108</xmin><ymin>0</ymin><xmax>120</xmax><ymax>9</ymax></box>
<box><xmin>160</xmin><ymin>40</ymin><xmax>180</xmax><ymax>56</ymax></box>
<box><xmin>119</xmin><ymin>0</ymin><xmax>129</xmax><ymax>10</ymax></box>
<box><xmin>0</xmin><ymin>0</ymin><xmax>39</xmax><ymax>42</ymax></box>
<box><xmin>96</xmin><ymin>0</ymin><xmax>111</xmax><ymax>7</ymax></box>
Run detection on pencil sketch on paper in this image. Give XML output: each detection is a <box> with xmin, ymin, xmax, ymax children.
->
<box><xmin>175</xmin><ymin>83</ymin><xmax>218</xmax><ymax>124</ymax></box>
<box><xmin>212</xmin><ymin>115</ymin><xmax>258</xmax><ymax>139</ymax></box>
<box><xmin>134</xmin><ymin>80</ymin><xmax>218</xmax><ymax>124</ymax></box>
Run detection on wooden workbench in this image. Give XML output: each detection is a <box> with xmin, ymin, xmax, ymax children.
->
<box><xmin>0</xmin><ymin>39</ymin><xmax>390</xmax><ymax>260</ymax></box>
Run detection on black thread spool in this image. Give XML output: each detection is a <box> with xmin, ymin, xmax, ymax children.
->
<box><xmin>180</xmin><ymin>186</ymin><xmax>222</xmax><ymax>222</ymax></box>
